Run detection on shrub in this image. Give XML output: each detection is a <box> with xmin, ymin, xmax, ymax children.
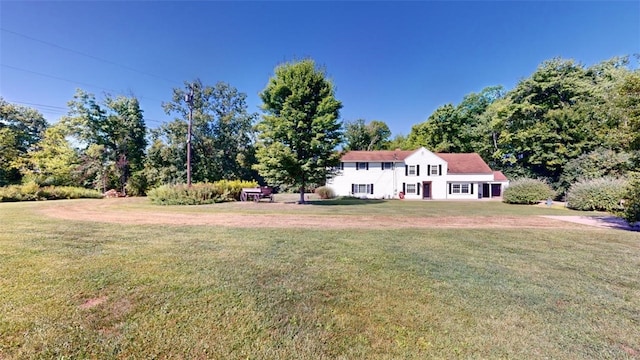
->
<box><xmin>0</xmin><ymin>184</ymin><xmax>101</xmax><ymax>202</ymax></box>
<box><xmin>618</xmin><ymin>174</ymin><xmax>640</xmax><ymax>224</ymax></box>
<box><xmin>502</xmin><ymin>178</ymin><xmax>554</xmax><ymax>204</ymax></box>
<box><xmin>147</xmin><ymin>180</ymin><xmax>259</xmax><ymax>205</ymax></box>
<box><xmin>314</xmin><ymin>186</ymin><xmax>335</xmax><ymax>199</ymax></box>
<box><xmin>566</xmin><ymin>177</ymin><xmax>627</xmax><ymax>212</ymax></box>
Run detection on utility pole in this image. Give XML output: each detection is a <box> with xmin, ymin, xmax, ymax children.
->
<box><xmin>185</xmin><ymin>84</ymin><xmax>194</xmax><ymax>187</ymax></box>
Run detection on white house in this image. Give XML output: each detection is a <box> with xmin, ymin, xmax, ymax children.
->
<box><xmin>326</xmin><ymin>147</ymin><xmax>509</xmax><ymax>200</ymax></box>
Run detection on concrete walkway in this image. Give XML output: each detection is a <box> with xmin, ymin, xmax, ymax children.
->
<box><xmin>541</xmin><ymin>215</ymin><xmax>640</xmax><ymax>232</ymax></box>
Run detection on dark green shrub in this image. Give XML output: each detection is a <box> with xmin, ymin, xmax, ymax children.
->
<box><xmin>566</xmin><ymin>177</ymin><xmax>627</xmax><ymax>212</ymax></box>
<box><xmin>618</xmin><ymin>174</ymin><xmax>640</xmax><ymax>225</ymax></box>
<box><xmin>314</xmin><ymin>186</ymin><xmax>335</xmax><ymax>199</ymax></box>
<box><xmin>147</xmin><ymin>180</ymin><xmax>259</xmax><ymax>205</ymax></box>
<box><xmin>502</xmin><ymin>178</ymin><xmax>554</xmax><ymax>204</ymax></box>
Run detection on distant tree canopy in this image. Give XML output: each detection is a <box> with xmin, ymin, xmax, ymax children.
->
<box><xmin>344</xmin><ymin>119</ymin><xmax>391</xmax><ymax>151</ymax></box>
<box><xmin>151</xmin><ymin>79</ymin><xmax>258</xmax><ymax>188</ymax></box>
<box><xmin>1</xmin><ymin>55</ymin><xmax>638</xmax><ymax>205</ymax></box>
<box><xmin>408</xmin><ymin>57</ymin><xmax>639</xmax><ymax>191</ymax></box>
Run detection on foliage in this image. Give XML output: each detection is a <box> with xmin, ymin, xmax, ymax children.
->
<box><xmin>147</xmin><ymin>180</ymin><xmax>258</xmax><ymax>205</ymax></box>
<box><xmin>487</xmin><ymin>57</ymin><xmax>636</xmax><ymax>186</ymax></box>
<box><xmin>406</xmin><ymin>86</ymin><xmax>504</xmax><ymax>153</ymax></box>
<box><xmin>255</xmin><ymin>59</ymin><xmax>343</xmax><ymax>204</ymax></box>
<box><xmin>617</xmin><ymin>173</ymin><xmax>640</xmax><ymax>225</ymax></box>
<box><xmin>558</xmin><ymin>148</ymin><xmax>632</xmax><ymax>194</ymax></box>
<box><xmin>154</xmin><ymin>80</ymin><xmax>258</xmax><ymax>186</ymax></box>
<box><xmin>566</xmin><ymin>177</ymin><xmax>627</xmax><ymax>212</ymax></box>
<box><xmin>61</xmin><ymin>90</ymin><xmax>147</xmax><ymax>193</ymax></box>
<box><xmin>0</xmin><ymin>98</ymin><xmax>48</xmax><ymax>185</ymax></box>
<box><xmin>314</xmin><ymin>185</ymin><xmax>336</xmax><ymax>199</ymax></box>
<box><xmin>502</xmin><ymin>178</ymin><xmax>554</xmax><ymax>204</ymax></box>
<box><xmin>0</xmin><ymin>183</ymin><xmax>101</xmax><ymax>202</ymax></box>
<box><xmin>20</xmin><ymin>124</ymin><xmax>79</xmax><ymax>186</ymax></box>
<box><xmin>385</xmin><ymin>133</ymin><xmax>411</xmax><ymax>150</ymax></box>
<box><xmin>344</xmin><ymin>119</ymin><xmax>391</xmax><ymax>151</ymax></box>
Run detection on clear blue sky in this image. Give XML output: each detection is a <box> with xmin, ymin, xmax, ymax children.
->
<box><xmin>1</xmin><ymin>1</ymin><xmax>638</xmax><ymax>136</ymax></box>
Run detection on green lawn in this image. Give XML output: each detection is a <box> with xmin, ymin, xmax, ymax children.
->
<box><xmin>1</xmin><ymin>199</ymin><xmax>638</xmax><ymax>359</ymax></box>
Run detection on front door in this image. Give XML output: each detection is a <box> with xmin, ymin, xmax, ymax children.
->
<box><xmin>482</xmin><ymin>183</ymin><xmax>490</xmax><ymax>198</ymax></box>
<box><xmin>422</xmin><ymin>182</ymin><xmax>431</xmax><ymax>199</ymax></box>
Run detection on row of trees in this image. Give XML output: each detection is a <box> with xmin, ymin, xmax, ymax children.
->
<box><xmin>1</xmin><ymin>56</ymin><xmax>638</xmax><ymax>204</ymax></box>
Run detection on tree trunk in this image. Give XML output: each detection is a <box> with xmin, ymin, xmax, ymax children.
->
<box><xmin>299</xmin><ymin>185</ymin><xmax>306</xmax><ymax>204</ymax></box>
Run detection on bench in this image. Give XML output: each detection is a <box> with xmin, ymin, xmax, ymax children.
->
<box><xmin>240</xmin><ymin>186</ymin><xmax>274</xmax><ymax>202</ymax></box>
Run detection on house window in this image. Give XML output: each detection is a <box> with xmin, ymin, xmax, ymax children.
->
<box><xmin>408</xmin><ymin>165</ymin><xmax>416</xmax><ymax>175</ymax></box>
<box><xmin>406</xmin><ymin>183</ymin><xmax>416</xmax><ymax>194</ymax></box>
<box><xmin>430</xmin><ymin>165</ymin><xmax>439</xmax><ymax>176</ymax></box>
<box><xmin>356</xmin><ymin>162</ymin><xmax>368</xmax><ymax>170</ymax></box>
<box><xmin>382</xmin><ymin>162</ymin><xmax>393</xmax><ymax>170</ymax></box>
<box><xmin>352</xmin><ymin>183</ymin><xmax>374</xmax><ymax>194</ymax></box>
<box><xmin>451</xmin><ymin>183</ymin><xmax>473</xmax><ymax>194</ymax></box>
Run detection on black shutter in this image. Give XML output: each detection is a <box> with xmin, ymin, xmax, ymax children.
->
<box><xmin>381</xmin><ymin>162</ymin><xmax>384</xmax><ymax>170</ymax></box>
<box><xmin>351</xmin><ymin>184</ymin><xmax>355</xmax><ymax>194</ymax></box>
<box><xmin>417</xmin><ymin>183</ymin><xmax>420</xmax><ymax>196</ymax></box>
<box><xmin>417</xmin><ymin>165</ymin><xmax>420</xmax><ymax>176</ymax></box>
<box><xmin>370</xmin><ymin>184</ymin><xmax>374</xmax><ymax>194</ymax></box>
<box><xmin>356</xmin><ymin>162</ymin><xmax>359</xmax><ymax>170</ymax></box>
<box><xmin>402</xmin><ymin>183</ymin><xmax>406</xmax><ymax>193</ymax></box>
<box><xmin>439</xmin><ymin>165</ymin><xmax>442</xmax><ymax>176</ymax></box>
<box><xmin>449</xmin><ymin>183</ymin><xmax>452</xmax><ymax>194</ymax></box>
<box><xmin>366</xmin><ymin>162</ymin><xmax>369</xmax><ymax>170</ymax></box>
<box><xmin>405</xmin><ymin>165</ymin><xmax>408</xmax><ymax>176</ymax></box>
<box><xmin>340</xmin><ymin>162</ymin><xmax>344</xmax><ymax>170</ymax></box>
<box><xmin>427</xmin><ymin>165</ymin><xmax>431</xmax><ymax>176</ymax></box>
<box><xmin>471</xmin><ymin>184</ymin><xmax>474</xmax><ymax>194</ymax></box>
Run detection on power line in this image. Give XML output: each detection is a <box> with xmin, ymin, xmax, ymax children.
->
<box><xmin>4</xmin><ymin>98</ymin><xmax>168</xmax><ymax>125</ymax></box>
<box><xmin>2</xmin><ymin>63</ymin><xmax>118</xmax><ymax>93</ymax></box>
<box><xmin>2</xmin><ymin>63</ymin><xmax>167</xmax><ymax>103</ymax></box>
<box><xmin>1</xmin><ymin>27</ymin><xmax>180</xmax><ymax>86</ymax></box>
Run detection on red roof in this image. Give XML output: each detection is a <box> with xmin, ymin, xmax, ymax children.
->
<box><xmin>341</xmin><ymin>150</ymin><xmax>416</xmax><ymax>161</ymax></box>
<box><xmin>435</xmin><ymin>153</ymin><xmax>493</xmax><ymax>174</ymax></box>
<box><xmin>493</xmin><ymin>171</ymin><xmax>508</xmax><ymax>181</ymax></box>
<box><xmin>340</xmin><ymin>149</ymin><xmax>494</xmax><ymax>174</ymax></box>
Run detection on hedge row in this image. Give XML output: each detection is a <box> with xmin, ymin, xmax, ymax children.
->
<box><xmin>0</xmin><ymin>183</ymin><xmax>102</xmax><ymax>202</ymax></box>
<box><xmin>147</xmin><ymin>180</ymin><xmax>259</xmax><ymax>205</ymax></box>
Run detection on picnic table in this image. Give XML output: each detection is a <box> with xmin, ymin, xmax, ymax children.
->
<box><xmin>240</xmin><ymin>186</ymin><xmax>274</xmax><ymax>202</ymax></box>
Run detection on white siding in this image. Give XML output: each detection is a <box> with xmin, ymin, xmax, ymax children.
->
<box><xmin>326</xmin><ymin>147</ymin><xmax>508</xmax><ymax>200</ymax></box>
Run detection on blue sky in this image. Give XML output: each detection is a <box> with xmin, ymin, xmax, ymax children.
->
<box><xmin>1</xmin><ymin>1</ymin><xmax>638</xmax><ymax>136</ymax></box>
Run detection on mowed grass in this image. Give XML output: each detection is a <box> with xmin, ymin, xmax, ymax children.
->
<box><xmin>1</xmin><ymin>200</ymin><xmax>639</xmax><ymax>359</ymax></box>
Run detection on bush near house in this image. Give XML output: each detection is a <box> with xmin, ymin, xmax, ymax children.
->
<box><xmin>147</xmin><ymin>180</ymin><xmax>259</xmax><ymax>205</ymax></box>
<box><xmin>0</xmin><ymin>183</ymin><xmax>102</xmax><ymax>202</ymax></box>
<box><xmin>566</xmin><ymin>177</ymin><xmax>627</xmax><ymax>212</ymax></box>
<box><xmin>314</xmin><ymin>186</ymin><xmax>336</xmax><ymax>199</ymax></box>
<box><xmin>502</xmin><ymin>178</ymin><xmax>554</xmax><ymax>205</ymax></box>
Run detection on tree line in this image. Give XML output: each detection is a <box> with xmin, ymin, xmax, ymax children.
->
<box><xmin>1</xmin><ymin>56</ymin><xmax>638</xmax><ymax>200</ymax></box>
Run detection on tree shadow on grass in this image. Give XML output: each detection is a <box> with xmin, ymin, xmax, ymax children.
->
<box><xmin>308</xmin><ymin>198</ymin><xmax>387</xmax><ymax>206</ymax></box>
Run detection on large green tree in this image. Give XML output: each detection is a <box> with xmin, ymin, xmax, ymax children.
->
<box><xmin>152</xmin><ymin>79</ymin><xmax>257</xmax><ymax>186</ymax></box>
<box><xmin>61</xmin><ymin>89</ymin><xmax>147</xmax><ymax>193</ymax></box>
<box><xmin>344</xmin><ymin>119</ymin><xmax>391</xmax><ymax>151</ymax></box>
<box><xmin>0</xmin><ymin>98</ymin><xmax>48</xmax><ymax>185</ymax></box>
<box><xmin>21</xmin><ymin>124</ymin><xmax>79</xmax><ymax>186</ymax></box>
<box><xmin>255</xmin><ymin>59</ymin><xmax>343</xmax><ymax>203</ymax></box>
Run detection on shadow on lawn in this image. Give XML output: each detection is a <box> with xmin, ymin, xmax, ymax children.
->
<box><xmin>308</xmin><ymin>198</ymin><xmax>387</xmax><ymax>206</ymax></box>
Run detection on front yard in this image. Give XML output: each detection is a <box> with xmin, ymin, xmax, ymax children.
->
<box><xmin>1</xmin><ymin>199</ymin><xmax>638</xmax><ymax>358</ymax></box>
